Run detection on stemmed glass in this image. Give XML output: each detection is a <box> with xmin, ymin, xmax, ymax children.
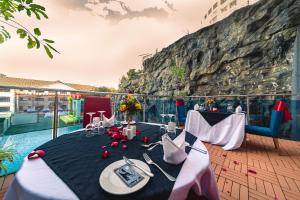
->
<box><xmin>227</xmin><ymin>104</ymin><xmax>233</xmax><ymax>113</ymax></box>
<box><xmin>167</xmin><ymin>114</ymin><xmax>176</xmax><ymax>139</ymax></box>
<box><xmin>97</xmin><ymin>111</ymin><xmax>106</xmax><ymax>135</ymax></box>
<box><xmin>160</xmin><ymin>114</ymin><xmax>167</xmax><ymax>137</ymax></box>
<box><xmin>85</xmin><ymin>112</ymin><xmax>96</xmax><ymax>137</ymax></box>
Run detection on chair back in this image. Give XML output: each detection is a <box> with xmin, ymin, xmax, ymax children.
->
<box><xmin>269</xmin><ymin>110</ymin><xmax>283</xmax><ymax>137</ymax></box>
<box><xmin>83</xmin><ymin>96</ymin><xmax>112</xmax><ymax>128</ymax></box>
<box><xmin>177</xmin><ymin>105</ymin><xmax>186</xmax><ymax>123</ymax></box>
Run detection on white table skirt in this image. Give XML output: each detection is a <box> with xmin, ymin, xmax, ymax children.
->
<box><xmin>4</xmin><ymin>126</ymin><xmax>219</xmax><ymax>200</ymax></box>
<box><xmin>185</xmin><ymin>110</ymin><xmax>245</xmax><ymax>150</ymax></box>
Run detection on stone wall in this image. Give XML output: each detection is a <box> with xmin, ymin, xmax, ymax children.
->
<box><xmin>119</xmin><ymin>0</ymin><xmax>300</xmax><ymax>96</ymax></box>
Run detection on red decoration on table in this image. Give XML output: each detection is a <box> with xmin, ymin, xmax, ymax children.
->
<box><xmin>27</xmin><ymin>150</ymin><xmax>46</xmax><ymax>160</ymax></box>
<box><xmin>101</xmin><ymin>145</ymin><xmax>106</xmax><ymax>149</ymax></box>
<box><xmin>109</xmin><ymin>127</ymin><xmax>120</xmax><ymax>132</ymax></box>
<box><xmin>143</xmin><ymin>136</ymin><xmax>149</xmax><ymax>144</ymax></box>
<box><xmin>112</xmin><ymin>133</ymin><xmax>120</xmax><ymax>140</ymax></box>
<box><xmin>122</xmin><ymin>144</ymin><xmax>128</xmax><ymax>149</ymax></box>
<box><xmin>248</xmin><ymin>169</ymin><xmax>257</xmax><ymax>174</ymax></box>
<box><xmin>136</xmin><ymin>130</ymin><xmax>141</xmax><ymax>135</ymax></box>
<box><xmin>121</xmin><ymin>139</ymin><xmax>127</xmax><ymax>143</ymax></box>
<box><xmin>101</xmin><ymin>151</ymin><xmax>110</xmax><ymax>158</ymax></box>
<box><xmin>111</xmin><ymin>141</ymin><xmax>119</xmax><ymax>147</ymax></box>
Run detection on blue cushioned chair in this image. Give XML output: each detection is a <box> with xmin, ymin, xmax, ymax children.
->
<box><xmin>245</xmin><ymin>110</ymin><xmax>283</xmax><ymax>152</ymax></box>
<box><xmin>176</xmin><ymin>105</ymin><xmax>186</xmax><ymax>126</ymax></box>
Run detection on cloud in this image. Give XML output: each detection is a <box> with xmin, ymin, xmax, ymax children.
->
<box><xmin>59</xmin><ymin>0</ymin><xmax>173</xmax><ymax>23</ymax></box>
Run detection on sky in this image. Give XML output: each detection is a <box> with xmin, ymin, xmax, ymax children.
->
<box><xmin>0</xmin><ymin>0</ymin><xmax>212</xmax><ymax>88</ymax></box>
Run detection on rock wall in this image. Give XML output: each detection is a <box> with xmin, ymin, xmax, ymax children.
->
<box><xmin>119</xmin><ymin>0</ymin><xmax>300</xmax><ymax>96</ymax></box>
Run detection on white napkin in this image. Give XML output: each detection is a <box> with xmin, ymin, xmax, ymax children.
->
<box><xmin>103</xmin><ymin>115</ymin><xmax>115</xmax><ymax>127</ymax></box>
<box><xmin>162</xmin><ymin>131</ymin><xmax>187</xmax><ymax>165</ymax></box>
<box><xmin>235</xmin><ymin>105</ymin><xmax>242</xmax><ymax>113</ymax></box>
<box><xmin>194</xmin><ymin>104</ymin><xmax>200</xmax><ymax>110</ymax></box>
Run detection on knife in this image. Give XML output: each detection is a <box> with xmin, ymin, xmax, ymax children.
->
<box><xmin>123</xmin><ymin>156</ymin><xmax>154</xmax><ymax>177</ymax></box>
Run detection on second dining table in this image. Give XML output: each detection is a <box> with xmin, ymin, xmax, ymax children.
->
<box><xmin>185</xmin><ymin>110</ymin><xmax>246</xmax><ymax>150</ymax></box>
<box><xmin>4</xmin><ymin>123</ymin><xmax>219</xmax><ymax>200</ymax></box>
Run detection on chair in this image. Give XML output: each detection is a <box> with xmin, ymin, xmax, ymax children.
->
<box><xmin>83</xmin><ymin>96</ymin><xmax>112</xmax><ymax>128</ymax></box>
<box><xmin>176</xmin><ymin>105</ymin><xmax>187</xmax><ymax>126</ymax></box>
<box><xmin>245</xmin><ymin>110</ymin><xmax>283</xmax><ymax>152</ymax></box>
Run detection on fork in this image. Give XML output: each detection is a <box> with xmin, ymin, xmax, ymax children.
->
<box><xmin>141</xmin><ymin>142</ymin><xmax>159</xmax><ymax>148</ymax></box>
<box><xmin>143</xmin><ymin>153</ymin><xmax>176</xmax><ymax>182</ymax></box>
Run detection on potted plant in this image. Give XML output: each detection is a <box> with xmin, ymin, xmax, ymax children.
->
<box><xmin>0</xmin><ymin>148</ymin><xmax>15</xmax><ymax>175</ymax></box>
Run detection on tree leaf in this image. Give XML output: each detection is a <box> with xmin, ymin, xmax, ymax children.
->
<box><xmin>44</xmin><ymin>45</ymin><xmax>53</xmax><ymax>59</ymax></box>
<box><xmin>26</xmin><ymin>9</ymin><xmax>31</xmax><ymax>16</ymax></box>
<box><xmin>43</xmin><ymin>39</ymin><xmax>54</xmax><ymax>43</ymax></box>
<box><xmin>26</xmin><ymin>0</ymin><xmax>33</xmax><ymax>4</ymax></box>
<box><xmin>27</xmin><ymin>36</ymin><xmax>36</xmax><ymax>49</ymax></box>
<box><xmin>0</xmin><ymin>34</ymin><xmax>4</xmax><ymax>44</ymax></box>
<box><xmin>34</xmin><ymin>28</ymin><xmax>41</xmax><ymax>36</ymax></box>
<box><xmin>46</xmin><ymin>43</ymin><xmax>59</xmax><ymax>53</ymax></box>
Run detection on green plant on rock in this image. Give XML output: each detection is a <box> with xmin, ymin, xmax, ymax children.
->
<box><xmin>0</xmin><ymin>0</ymin><xmax>58</xmax><ymax>58</ymax></box>
<box><xmin>0</xmin><ymin>147</ymin><xmax>15</xmax><ymax>175</ymax></box>
<box><xmin>169</xmin><ymin>64</ymin><xmax>187</xmax><ymax>99</ymax></box>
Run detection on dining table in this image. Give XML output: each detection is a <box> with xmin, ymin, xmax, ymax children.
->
<box><xmin>185</xmin><ymin>110</ymin><xmax>246</xmax><ymax>150</ymax></box>
<box><xmin>4</xmin><ymin>123</ymin><xmax>219</xmax><ymax>200</ymax></box>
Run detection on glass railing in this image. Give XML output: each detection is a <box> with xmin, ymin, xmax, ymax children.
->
<box><xmin>0</xmin><ymin>85</ymin><xmax>299</xmax><ymax>176</ymax></box>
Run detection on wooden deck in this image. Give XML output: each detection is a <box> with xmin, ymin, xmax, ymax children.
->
<box><xmin>1</xmin><ymin>134</ymin><xmax>300</xmax><ymax>200</ymax></box>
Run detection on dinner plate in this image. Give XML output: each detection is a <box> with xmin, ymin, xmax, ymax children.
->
<box><xmin>121</xmin><ymin>121</ymin><xmax>136</xmax><ymax>125</ymax></box>
<box><xmin>99</xmin><ymin>159</ymin><xmax>150</xmax><ymax>195</ymax></box>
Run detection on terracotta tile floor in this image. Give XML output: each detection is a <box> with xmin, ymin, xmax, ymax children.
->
<box><xmin>1</xmin><ymin>134</ymin><xmax>300</xmax><ymax>200</ymax></box>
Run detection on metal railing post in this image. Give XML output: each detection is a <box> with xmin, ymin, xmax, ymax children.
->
<box><xmin>143</xmin><ymin>95</ymin><xmax>147</xmax><ymax>122</ymax></box>
<box><xmin>52</xmin><ymin>91</ymin><xmax>59</xmax><ymax>139</ymax></box>
<box><xmin>246</xmin><ymin>95</ymin><xmax>250</xmax><ymax>123</ymax></box>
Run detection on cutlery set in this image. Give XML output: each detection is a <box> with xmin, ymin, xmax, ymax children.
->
<box><xmin>121</xmin><ymin>141</ymin><xmax>207</xmax><ymax>182</ymax></box>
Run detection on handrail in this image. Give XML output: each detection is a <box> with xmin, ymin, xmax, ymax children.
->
<box><xmin>0</xmin><ymin>85</ymin><xmax>296</xmax><ymax>98</ymax></box>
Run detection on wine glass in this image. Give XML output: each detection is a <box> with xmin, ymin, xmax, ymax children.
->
<box><xmin>97</xmin><ymin>111</ymin><xmax>106</xmax><ymax>135</ymax></box>
<box><xmin>85</xmin><ymin>112</ymin><xmax>95</xmax><ymax>137</ymax></box>
<box><xmin>227</xmin><ymin>104</ymin><xmax>233</xmax><ymax>113</ymax></box>
<box><xmin>167</xmin><ymin>114</ymin><xmax>176</xmax><ymax>140</ymax></box>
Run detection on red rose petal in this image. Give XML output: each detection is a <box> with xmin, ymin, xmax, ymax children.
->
<box><xmin>233</xmin><ymin>161</ymin><xmax>239</xmax><ymax>165</ymax></box>
<box><xmin>136</xmin><ymin>130</ymin><xmax>141</xmax><ymax>135</ymax></box>
<box><xmin>101</xmin><ymin>151</ymin><xmax>110</xmax><ymax>158</ymax></box>
<box><xmin>122</xmin><ymin>144</ymin><xmax>128</xmax><ymax>149</ymax></box>
<box><xmin>101</xmin><ymin>145</ymin><xmax>106</xmax><ymax>149</ymax></box>
<box><xmin>111</xmin><ymin>141</ymin><xmax>119</xmax><ymax>147</ymax></box>
<box><xmin>248</xmin><ymin>169</ymin><xmax>257</xmax><ymax>174</ymax></box>
<box><xmin>112</xmin><ymin>133</ymin><xmax>120</xmax><ymax>140</ymax></box>
<box><xmin>121</xmin><ymin>139</ymin><xmax>127</xmax><ymax>143</ymax></box>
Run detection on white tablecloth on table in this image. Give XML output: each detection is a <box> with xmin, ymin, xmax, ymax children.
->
<box><xmin>185</xmin><ymin>110</ymin><xmax>245</xmax><ymax>150</ymax></box>
<box><xmin>4</xmin><ymin>126</ymin><xmax>219</xmax><ymax>200</ymax></box>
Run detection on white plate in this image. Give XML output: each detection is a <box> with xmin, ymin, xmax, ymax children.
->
<box><xmin>99</xmin><ymin>159</ymin><xmax>150</xmax><ymax>195</ymax></box>
<box><xmin>121</xmin><ymin>121</ymin><xmax>136</xmax><ymax>125</ymax></box>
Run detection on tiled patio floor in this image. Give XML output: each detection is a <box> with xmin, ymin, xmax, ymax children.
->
<box><xmin>1</xmin><ymin>134</ymin><xmax>300</xmax><ymax>200</ymax></box>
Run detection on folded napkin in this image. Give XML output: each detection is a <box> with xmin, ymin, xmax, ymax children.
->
<box><xmin>235</xmin><ymin>105</ymin><xmax>242</xmax><ymax>113</ymax></box>
<box><xmin>162</xmin><ymin>131</ymin><xmax>187</xmax><ymax>165</ymax></box>
<box><xmin>194</xmin><ymin>104</ymin><xmax>200</xmax><ymax>110</ymax></box>
<box><xmin>103</xmin><ymin>115</ymin><xmax>115</xmax><ymax>127</ymax></box>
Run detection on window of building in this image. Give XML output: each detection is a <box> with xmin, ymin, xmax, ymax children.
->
<box><xmin>36</xmin><ymin>97</ymin><xmax>44</xmax><ymax>101</ymax></box>
<box><xmin>208</xmin><ymin>8</ymin><xmax>212</xmax><ymax>15</ymax></box>
<box><xmin>0</xmin><ymin>97</ymin><xmax>10</xmax><ymax>102</ymax></box>
<box><xmin>0</xmin><ymin>107</ymin><xmax>10</xmax><ymax>112</ymax></box>
<box><xmin>221</xmin><ymin>6</ymin><xmax>228</xmax><ymax>12</ymax></box>
<box><xmin>19</xmin><ymin>106</ymin><xmax>23</xmax><ymax>111</ymax></box>
<box><xmin>213</xmin><ymin>2</ymin><xmax>218</xmax><ymax>10</ymax></box>
<box><xmin>0</xmin><ymin>88</ymin><xmax>10</xmax><ymax>92</ymax></box>
<box><xmin>230</xmin><ymin>0</ymin><xmax>237</xmax><ymax>8</ymax></box>
<box><xmin>220</xmin><ymin>0</ymin><xmax>227</xmax><ymax>5</ymax></box>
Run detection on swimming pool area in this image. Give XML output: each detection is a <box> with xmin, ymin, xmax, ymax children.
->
<box><xmin>0</xmin><ymin>125</ymin><xmax>83</xmax><ymax>176</ymax></box>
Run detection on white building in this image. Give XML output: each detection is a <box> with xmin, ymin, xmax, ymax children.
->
<box><xmin>202</xmin><ymin>0</ymin><xmax>260</xmax><ymax>27</ymax></box>
<box><xmin>0</xmin><ymin>87</ymin><xmax>15</xmax><ymax>118</ymax></box>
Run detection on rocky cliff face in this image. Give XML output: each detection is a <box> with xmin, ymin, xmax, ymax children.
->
<box><xmin>119</xmin><ymin>0</ymin><xmax>300</xmax><ymax>96</ymax></box>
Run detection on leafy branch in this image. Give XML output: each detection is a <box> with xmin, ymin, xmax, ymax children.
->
<box><xmin>0</xmin><ymin>0</ymin><xmax>58</xmax><ymax>58</ymax></box>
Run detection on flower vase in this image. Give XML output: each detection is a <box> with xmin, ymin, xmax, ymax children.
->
<box><xmin>126</xmin><ymin>113</ymin><xmax>133</xmax><ymax>128</ymax></box>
